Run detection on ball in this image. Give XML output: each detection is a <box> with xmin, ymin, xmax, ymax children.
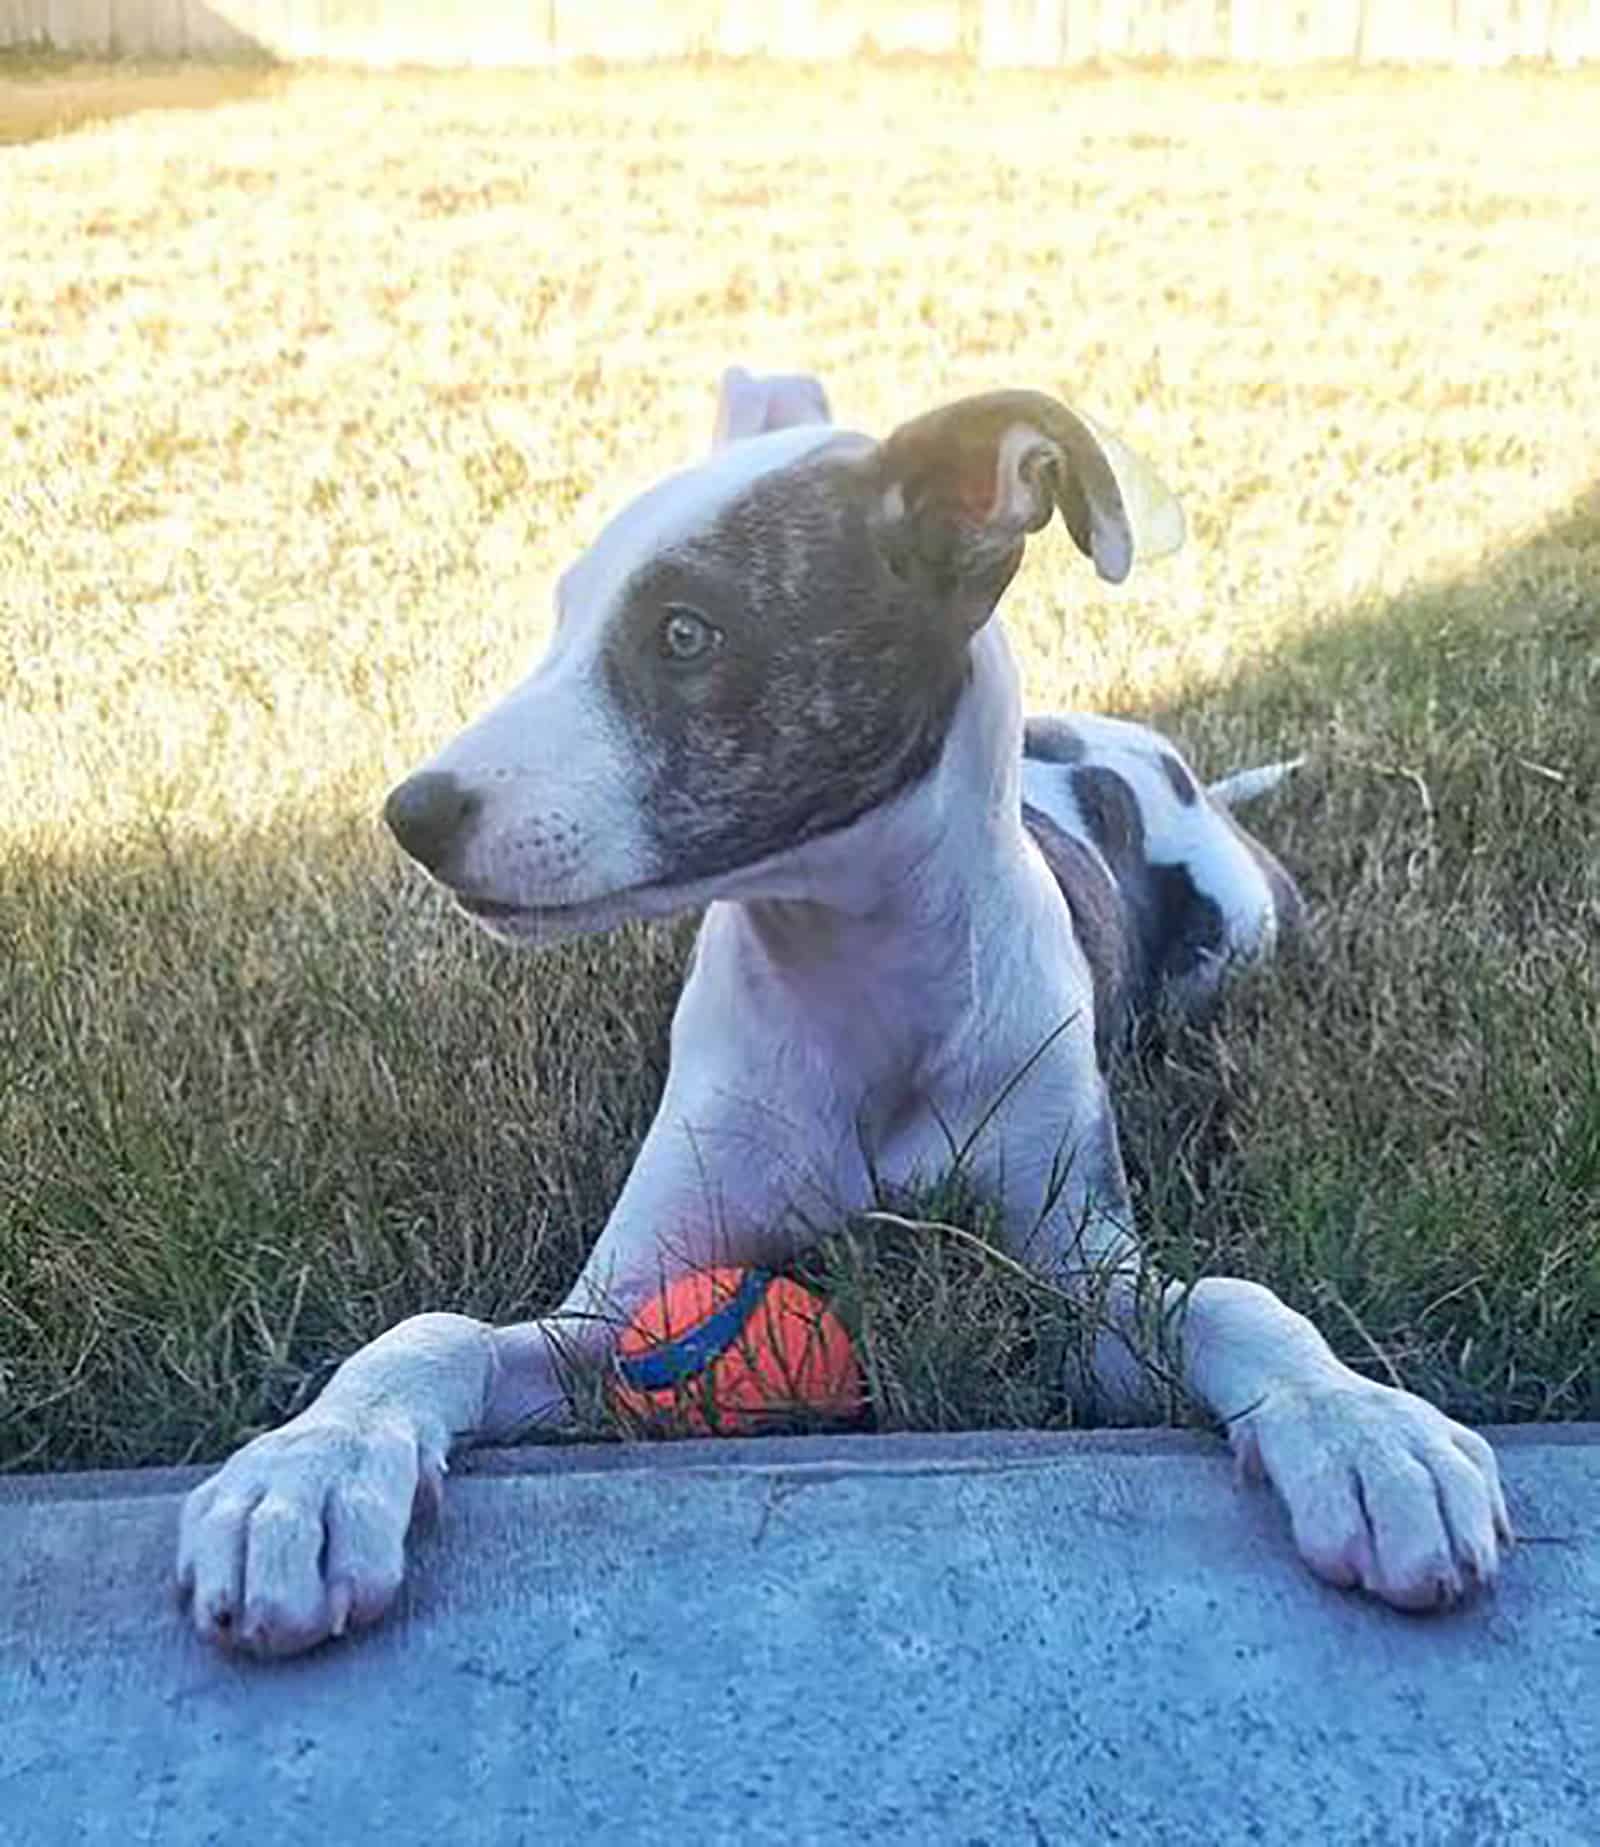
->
<box><xmin>610</xmin><ymin>1266</ymin><xmax>864</xmax><ymax>1436</ymax></box>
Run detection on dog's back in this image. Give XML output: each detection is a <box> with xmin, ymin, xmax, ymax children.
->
<box><xmin>1020</xmin><ymin>713</ymin><xmax>1302</xmax><ymax>1058</ymax></box>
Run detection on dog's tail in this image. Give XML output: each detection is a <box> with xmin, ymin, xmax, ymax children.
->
<box><xmin>1206</xmin><ymin>756</ymin><xmax>1306</xmax><ymax>809</ymax></box>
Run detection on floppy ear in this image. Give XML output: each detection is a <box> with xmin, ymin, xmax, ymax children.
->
<box><xmin>713</xmin><ymin>366</ymin><xmax>833</xmax><ymax>449</ymax></box>
<box><xmin>870</xmin><ymin>389</ymin><xmax>1184</xmax><ymax>608</ymax></box>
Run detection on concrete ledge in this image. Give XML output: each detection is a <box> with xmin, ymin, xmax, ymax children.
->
<box><xmin>3</xmin><ymin>1426</ymin><xmax>1596</xmax><ymax>1844</ymax></box>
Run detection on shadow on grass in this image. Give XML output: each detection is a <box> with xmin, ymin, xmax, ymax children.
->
<box><xmin>0</xmin><ymin>46</ymin><xmax>281</xmax><ymax>148</ymax></box>
<box><xmin>1116</xmin><ymin>480</ymin><xmax>1600</xmax><ymax>1426</ymax></box>
<box><xmin>0</xmin><ymin>814</ymin><xmax>691</xmax><ymax>1470</ymax></box>
<box><xmin>2</xmin><ymin>486</ymin><xmax>1596</xmax><ymax>1473</ymax></box>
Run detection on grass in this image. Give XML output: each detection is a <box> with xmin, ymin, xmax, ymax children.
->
<box><xmin>0</xmin><ymin>51</ymin><xmax>280</xmax><ymax>147</ymax></box>
<box><xmin>2</xmin><ymin>58</ymin><xmax>1597</xmax><ymax>1473</ymax></box>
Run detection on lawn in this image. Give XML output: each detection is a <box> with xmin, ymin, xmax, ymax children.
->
<box><xmin>0</xmin><ymin>51</ymin><xmax>280</xmax><ymax>145</ymax></box>
<box><xmin>2</xmin><ymin>54</ymin><xmax>1597</xmax><ymax>1472</ymax></box>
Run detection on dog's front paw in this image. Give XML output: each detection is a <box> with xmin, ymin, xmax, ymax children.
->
<box><xmin>176</xmin><ymin>1409</ymin><xmax>443</xmax><ymax>1658</ymax></box>
<box><xmin>1231</xmin><ymin>1371</ymin><xmax>1513</xmax><ymax>1611</ymax></box>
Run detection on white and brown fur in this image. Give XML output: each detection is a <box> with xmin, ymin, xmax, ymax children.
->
<box><xmin>178</xmin><ymin>369</ymin><xmax>1510</xmax><ymax>1658</ymax></box>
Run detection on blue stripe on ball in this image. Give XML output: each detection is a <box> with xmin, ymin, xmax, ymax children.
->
<box><xmin>614</xmin><ymin>1269</ymin><xmax>775</xmax><ymax>1392</ymax></box>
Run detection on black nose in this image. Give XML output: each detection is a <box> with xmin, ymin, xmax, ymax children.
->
<box><xmin>383</xmin><ymin>770</ymin><xmax>478</xmax><ymax>872</ymax></box>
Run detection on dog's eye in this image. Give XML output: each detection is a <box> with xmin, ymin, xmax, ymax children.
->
<box><xmin>659</xmin><ymin>606</ymin><xmax>721</xmax><ymax>663</ymax></box>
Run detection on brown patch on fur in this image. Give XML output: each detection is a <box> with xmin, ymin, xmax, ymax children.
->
<box><xmin>602</xmin><ymin>447</ymin><xmax>975</xmax><ymax>885</ymax></box>
<box><xmin>1023</xmin><ymin>801</ymin><xmax>1132</xmax><ymax>1067</ymax></box>
<box><xmin>1160</xmin><ymin>752</ymin><xmax>1198</xmax><ymax>805</ymax></box>
<box><xmin>874</xmin><ymin>390</ymin><xmax>1123</xmax><ymax>589</ymax></box>
<box><xmin>1069</xmin><ymin>764</ymin><xmax>1227</xmax><ymax>1001</ymax></box>
<box><xmin>1070</xmin><ymin>765</ymin><xmax>1146</xmax><ymax>881</ymax></box>
<box><xmin>1023</xmin><ymin>717</ymin><xmax>1088</xmax><ymax>766</ymax></box>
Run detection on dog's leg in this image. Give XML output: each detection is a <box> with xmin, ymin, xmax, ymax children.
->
<box><xmin>176</xmin><ymin>1078</ymin><xmax>785</xmax><ymax>1658</ymax></box>
<box><xmin>1009</xmin><ymin>1087</ymin><xmax>1512</xmax><ymax>1611</ymax></box>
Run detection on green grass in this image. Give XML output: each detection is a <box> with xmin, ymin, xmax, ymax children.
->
<box><xmin>2</xmin><ymin>59</ymin><xmax>1598</xmax><ymax>1472</ymax></box>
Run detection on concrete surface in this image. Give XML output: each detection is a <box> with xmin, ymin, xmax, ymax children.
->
<box><xmin>1</xmin><ymin>1425</ymin><xmax>1596</xmax><ymax>1846</ymax></box>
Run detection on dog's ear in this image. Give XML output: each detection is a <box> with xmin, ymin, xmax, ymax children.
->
<box><xmin>713</xmin><ymin>366</ymin><xmax>833</xmax><ymax>449</ymax></box>
<box><xmin>869</xmin><ymin>390</ymin><xmax>1184</xmax><ymax>612</ymax></box>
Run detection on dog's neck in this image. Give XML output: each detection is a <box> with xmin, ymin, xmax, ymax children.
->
<box><xmin>712</xmin><ymin>619</ymin><xmax>1030</xmax><ymax>995</ymax></box>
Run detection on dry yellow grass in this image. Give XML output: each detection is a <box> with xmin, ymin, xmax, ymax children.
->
<box><xmin>2</xmin><ymin>59</ymin><xmax>1597</xmax><ymax>1469</ymax></box>
<box><xmin>5</xmin><ymin>61</ymin><xmax>1597</xmax><ymax>853</ymax></box>
<box><xmin>0</xmin><ymin>53</ymin><xmax>279</xmax><ymax>146</ymax></box>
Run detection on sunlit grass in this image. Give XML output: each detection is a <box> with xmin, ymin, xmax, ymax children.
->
<box><xmin>2</xmin><ymin>60</ymin><xmax>1597</xmax><ymax>1469</ymax></box>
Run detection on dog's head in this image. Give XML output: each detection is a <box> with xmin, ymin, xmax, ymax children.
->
<box><xmin>383</xmin><ymin>374</ymin><xmax>1184</xmax><ymax>942</ymax></box>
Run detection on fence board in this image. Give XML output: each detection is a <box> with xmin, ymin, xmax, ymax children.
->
<box><xmin>47</xmin><ymin>0</ymin><xmax>109</xmax><ymax>52</ymax></box>
<box><xmin>108</xmin><ymin>0</ymin><xmax>176</xmax><ymax>53</ymax></box>
<box><xmin>4</xmin><ymin>2</ymin><xmax>1600</xmax><ymax>65</ymax></box>
<box><xmin>0</xmin><ymin>0</ymin><xmax>46</xmax><ymax>46</ymax></box>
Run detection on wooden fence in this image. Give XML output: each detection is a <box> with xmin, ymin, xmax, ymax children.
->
<box><xmin>2</xmin><ymin>1</ymin><xmax>1597</xmax><ymax>67</ymax></box>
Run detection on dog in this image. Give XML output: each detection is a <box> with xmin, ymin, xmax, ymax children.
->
<box><xmin>177</xmin><ymin>370</ymin><xmax>1511</xmax><ymax>1658</ymax></box>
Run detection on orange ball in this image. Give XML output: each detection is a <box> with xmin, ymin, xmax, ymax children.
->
<box><xmin>610</xmin><ymin>1267</ymin><xmax>864</xmax><ymax>1436</ymax></box>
